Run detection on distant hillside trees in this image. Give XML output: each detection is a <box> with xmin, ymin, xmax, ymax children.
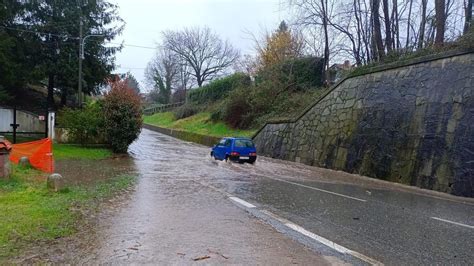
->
<box><xmin>146</xmin><ymin>27</ymin><xmax>239</xmax><ymax>104</ymax></box>
<box><xmin>145</xmin><ymin>49</ymin><xmax>183</xmax><ymax>104</ymax></box>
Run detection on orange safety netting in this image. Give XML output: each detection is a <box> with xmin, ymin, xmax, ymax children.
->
<box><xmin>10</xmin><ymin>138</ymin><xmax>54</xmax><ymax>173</ymax></box>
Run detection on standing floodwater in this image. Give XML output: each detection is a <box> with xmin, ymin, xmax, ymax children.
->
<box><xmin>16</xmin><ymin>129</ymin><xmax>474</xmax><ymax>264</ymax></box>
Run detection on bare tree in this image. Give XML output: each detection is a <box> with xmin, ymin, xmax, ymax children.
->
<box><xmin>359</xmin><ymin>0</ymin><xmax>373</xmax><ymax>62</ymax></box>
<box><xmin>391</xmin><ymin>0</ymin><xmax>400</xmax><ymax>49</ymax></box>
<box><xmin>289</xmin><ymin>0</ymin><xmax>333</xmax><ymax>82</ymax></box>
<box><xmin>321</xmin><ymin>0</ymin><xmax>331</xmax><ymax>82</ymax></box>
<box><xmin>372</xmin><ymin>0</ymin><xmax>385</xmax><ymax>59</ymax></box>
<box><xmin>435</xmin><ymin>0</ymin><xmax>446</xmax><ymax>44</ymax></box>
<box><xmin>418</xmin><ymin>0</ymin><xmax>429</xmax><ymax>48</ymax></box>
<box><xmin>382</xmin><ymin>0</ymin><xmax>393</xmax><ymax>52</ymax></box>
<box><xmin>162</xmin><ymin>27</ymin><xmax>240</xmax><ymax>87</ymax></box>
<box><xmin>464</xmin><ymin>0</ymin><xmax>473</xmax><ymax>33</ymax></box>
<box><xmin>287</xmin><ymin>0</ymin><xmax>466</xmax><ymax>67</ymax></box>
<box><xmin>145</xmin><ymin>48</ymin><xmax>181</xmax><ymax>103</ymax></box>
<box><xmin>405</xmin><ymin>0</ymin><xmax>414</xmax><ymax>48</ymax></box>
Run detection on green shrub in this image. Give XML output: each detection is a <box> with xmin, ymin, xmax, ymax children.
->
<box><xmin>57</xmin><ymin>102</ymin><xmax>105</xmax><ymax>145</ymax></box>
<box><xmin>256</xmin><ymin>57</ymin><xmax>324</xmax><ymax>90</ymax></box>
<box><xmin>222</xmin><ymin>88</ymin><xmax>254</xmax><ymax>129</ymax></box>
<box><xmin>210</xmin><ymin>103</ymin><xmax>224</xmax><ymax>122</ymax></box>
<box><xmin>103</xmin><ymin>80</ymin><xmax>143</xmax><ymax>153</ymax></box>
<box><xmin>187</xmin><ymin>73</ymin><xmax>251</xmax><ymax>104</ymax></box>
<box><xmin>173</xmin><ymin>103</ymin><xmax>199</xmax><ymax>120</ymax></box>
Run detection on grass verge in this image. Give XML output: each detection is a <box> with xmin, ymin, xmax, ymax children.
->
<box><xmin>53</xmin><ymin>144</ymin><xmax>112</xmax><ymax>160</ymax></box>
<box><xmin>143</xmin><ymin>112</ymin><xmax>256</xmax><ymax>138</ymax></box>
<box><xmin>0</xmin><ymin>167</ymin><xmax>134</xmax><ymax>260</ymax></box>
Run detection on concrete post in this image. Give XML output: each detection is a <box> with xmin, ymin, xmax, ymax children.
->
<box><xmin>0</xmin><ymin>136</ymin><xmax>12</xmax><ymax>179</ymax></box>
<box><xmin>48</xmin><ymin>111</ymin><xmax>55</xmax><ymax>140</ymax></box>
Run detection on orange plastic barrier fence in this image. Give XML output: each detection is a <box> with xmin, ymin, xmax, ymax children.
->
<box><xmin>10</xmin><ymin>138</ymin><xmax>54</xmax><ymax>173</ymax></box>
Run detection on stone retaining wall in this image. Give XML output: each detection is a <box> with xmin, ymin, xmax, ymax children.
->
<box><xmin>253</xmin><ymin>50</ymin><xmax>474</xmax><ymax>197</ymax></box>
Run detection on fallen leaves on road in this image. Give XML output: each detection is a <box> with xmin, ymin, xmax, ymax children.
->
<box><xmin>207</xmin><ymin>248</ymin><xmax>229</xmax><ymax>259</ymax></box>
<box><xmin>193</xmin><ymin>255</ymin><xmax>211</xmax><ymax>261</ymax></box>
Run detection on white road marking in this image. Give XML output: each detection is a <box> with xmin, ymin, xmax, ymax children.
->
<box><xmin>286</xmin><ymin>223</ymin><xmax>383</xmax><ymax>265</ymax></box>
<box><xmin>229</xmin><ymin>196</ymin><xmax>256</xmax><ymax>208</ymax></box>
<box><xmin>266</xmin><ymin>176</ymin><xmax>367</xmax><ymax>202</ymax></box>
<box><xmin>431</xmin><ymin>217</ymin><xmax>474</xmax><ymax>229</ymax></box>
<box><xmin>197</xmin><ymin>180</ymin><xmax>377</xmax><ymax>263</ymax></box>
<box><xmin>260</xmin><ymin>210</ymin><xmax>382</xmax><ymax>265</ymax></box>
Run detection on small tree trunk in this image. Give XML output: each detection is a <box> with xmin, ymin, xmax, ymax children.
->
<box><xmin>321</xmin><ymin>0</ymin><xmax>330</xmax><ymax>84</ymax></box>
<box><xmin>418</xmin><ymin>0</ymin><xmax>428</xmax><ymax>49</ymax></box>
<box><xmin>353</xmin><ymin>0</ymin><xmax>363</xmax><ymax>65</ymax></box>
<box><xmin>406</xmin><ymin>0</ymin><xmax>413</xmax><ymax>48</ymax></box>
<box><xmin>392</xmin><ymin>0</ymin><xmax>399</xmax><ymax>49</ymax></box>
<box><xmin>372</xmin><ymin>0</ymin><xmax>385</xmax><ymax>60</ymax></box>
<box><xmin>435</xmin><ymin>0</ymin><xmax>446</xmax><ymax>45</ymax></box>
<box><xmin>464</xmin><ymin>0</ymin><xmax>473</xmax><ymax>33</ymax></box>
<box><xmin>382</xmin><ymin>0</ymin><xmax>392</xmax><ymax>52</ymax></box>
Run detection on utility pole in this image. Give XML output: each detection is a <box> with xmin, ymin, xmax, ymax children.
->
<box><xmin>77</xmin><ymin>15</ymin><xmax>102</xmax><ymax>108</ymax></box>
<box><xmin>77</xmin><ymin>18</ymin><xmax>83</xmax><ymax>107</ymax></box>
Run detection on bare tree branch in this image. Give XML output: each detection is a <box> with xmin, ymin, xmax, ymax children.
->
<box><xmin>162</xmin><ymin>27</ymin><xmax>240</xmax><ymax>87</ymax></box>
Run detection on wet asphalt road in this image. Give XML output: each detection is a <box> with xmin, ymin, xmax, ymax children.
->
<box><xmin>25</xmin><ymin>129</ymin><xmax>474</xmax><ymax>264</ymax></box>
<box><xmin>127</xmin><ymin>129</ymin><xmax>474</xmax><ymax>265</ymax></box>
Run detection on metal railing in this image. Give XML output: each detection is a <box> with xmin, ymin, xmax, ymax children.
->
<box><xmin>143</xmin><ymin>101</ymin><xmax>185</xmax><ymax>116</ymax></box>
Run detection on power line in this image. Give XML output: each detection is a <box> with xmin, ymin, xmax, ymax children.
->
<box><xmin>0</xmin><ymin>25</ymin><xmax>79</xmax><ymax>39</ymax></box>
<box><xmin>107</xmin><ymin>42</ymin><xmax>156</xmax><ymax>50</ymax></box>
<box><xmin>117</xmin><ymin>66</ymin><xmax>147</xmax><ymax>70</ymax></box>
<box><xmin>1</xmin><ymin>25</ymin><xmax>157</xmax><ymax>50</ymax></box>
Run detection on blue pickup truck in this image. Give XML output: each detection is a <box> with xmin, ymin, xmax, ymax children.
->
<box><xmin>211</xmin><ymin>137</ymin><xmax>257</xmax><ymax>164</ymax></box>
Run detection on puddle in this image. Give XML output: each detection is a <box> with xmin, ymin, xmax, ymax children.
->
<box><xmin>54</xmin><ymin>156</ymin><xmax>137</xmax><ymax>186</ymax></box>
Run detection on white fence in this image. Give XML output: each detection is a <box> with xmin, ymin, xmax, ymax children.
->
<box><xmin>0</xmin><ymin>108</ymin><xmax>46</xmax><ymax>133</ymax></box>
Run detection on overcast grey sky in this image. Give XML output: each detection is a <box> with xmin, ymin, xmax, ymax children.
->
<box><xmin>109</xmin><ymin>0</ymin><xmax>286</xmax><ymax>91</ymax></box>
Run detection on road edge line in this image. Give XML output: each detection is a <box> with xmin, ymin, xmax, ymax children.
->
<box><xmin>431</xmin><ymin>217</ymin><xmax>474</xmax><ymax>229</ymax></box>
<box><xmin>229</xmin><ymin>196</ymin><xmax>256</xmax><ymax>208</ymax></box>
<box><xmin>260</xmin><ymin>210</ymin><xmax>382</xmax><ymax>265</ymax></box>
<box><xmin>266</xmin><ymin>176</ymin><xmax>367</xmax><ymax>202</ymax></box>
<box><xmin>198</xmin><ymin>181</ymin><xmax>380</xmax><ymax>264</ymax></box>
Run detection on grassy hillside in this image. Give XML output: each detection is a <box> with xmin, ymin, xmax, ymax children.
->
<box><xmin>143</xmin><ymin>58</ymin><xmax>326</xmax><ymax>138</ymax></box>
<box><xmin>143</xmin><ymin>112</ymin><xmax>255</xmax><ymax>137</ymax></box>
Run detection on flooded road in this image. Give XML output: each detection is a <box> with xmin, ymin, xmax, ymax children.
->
<box><xmin>24</xmin><ymin>129</ymin><xmax>474</xmax><ymax>264</ymax></box>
